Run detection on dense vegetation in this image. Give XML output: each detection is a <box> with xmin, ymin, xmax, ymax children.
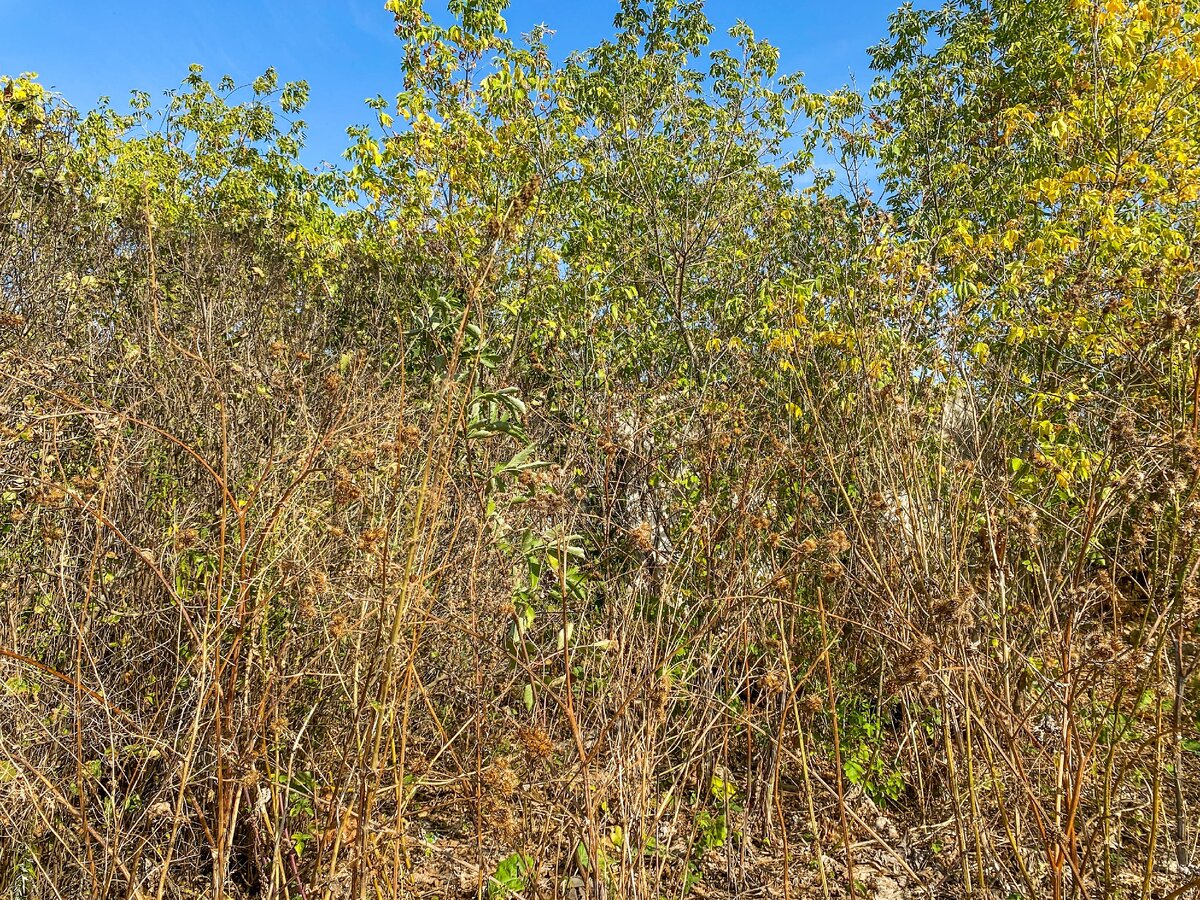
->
<box><xmin>2</xmin><ymin>0</ymin><xmax>1198</xmax><ymax>897</ymax></box>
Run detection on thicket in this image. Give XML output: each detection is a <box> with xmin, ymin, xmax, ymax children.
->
<box><xmin>1</xmin><ymin>1</ymin><xmax>1198</xmax><ymax>898</ymax></box>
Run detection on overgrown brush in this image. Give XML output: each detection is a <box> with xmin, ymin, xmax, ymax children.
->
<box><xmin>2</xmin><ymin>1</ymin><xmax>1198</xmax><ymax>898</ymax></box>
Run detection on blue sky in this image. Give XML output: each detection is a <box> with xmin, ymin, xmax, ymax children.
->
<box><xmin>0</xmin><ymin>1</ymin><xmax>903</xmax><ymax>169</ymax></box>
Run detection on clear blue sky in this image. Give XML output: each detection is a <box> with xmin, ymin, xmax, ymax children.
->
<box><xmin>0</xmin><ymin>1</ymin><xmax>903</xmax><ymax>169</ymax></box>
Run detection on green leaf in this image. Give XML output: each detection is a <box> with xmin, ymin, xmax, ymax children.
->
<box><xmin>488</xmin><ymin>852</ymin><xmax>533</xmax><ymax>898</ymax></box>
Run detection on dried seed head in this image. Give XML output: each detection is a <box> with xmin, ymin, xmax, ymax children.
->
<box><xmin>824</xmin><ymin>529</ymin><xmax>851</xmax><ymax>555</ymax></box>
<box><xmin>357</xmin><ymin>526</ymin><xmax>387</xmax><ymax>554</ymax></box>
<box><xmin>348</xmin><ymin>445</ymin><xmax>377</xmax><ymax>469</ymax></box>
<box><xmin>296</xmin><ymin>594</ymin><xmax>317</xmax><ymax>620</ymax></box>
<box><xmin>330</xmin><ymin>613</ymin><xmax>350</xmax><ymax>639</ymax></box>
<box><xmin>1111</xmin><ymin>410</ymin><xmax>1137</xmax><ymax>444</ymax></box>
<box><xmin>309</xmin><ymin>570</ymin><xmax>329</xmax><ymax>594</ymax></box>
<box><xmin>518</xmin><ymin>725</ymin><xmax>554</xmax><ymax>762</ymax></box>
<box><xmin>173</xmin><ymin>526</ymin><xmax>200</xmax><ymax>551</ymax></box>
<box><xmin>395</xmin><ymin>422</ymin><xmax>421</xmax><ymax>450</ymax></box>
<box><xmin>761</xmin><ymin>670</ymin><xmax>785</xmax><ymax>695</ymax></box>
<box><xmin>630</xmin><ymin>521</ymin><xmax>655</xmax><ymax>553</ymax></box>
<box><xmin>406</xmin><ymin>752</ymin><xmax>429</xmax><ymax>776</ymax></box>
<box><xmin>332</xmin><ymin>466</ymin><xmax>363</xmax><ymax>505</ymax></box>
<box><xmin>799</xmin><ymin>694</ymin><xmax>824</xmax><ymax>719</ymax></box>
<box><xmin>481</xmin><ymin>758</ymin><xmax>519</xmax><ymax>799</ymax></box>
<box><xmin>821</xmin><ymin>560</ymin><xmax>845</xmax><ymax>582</ymax></box>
